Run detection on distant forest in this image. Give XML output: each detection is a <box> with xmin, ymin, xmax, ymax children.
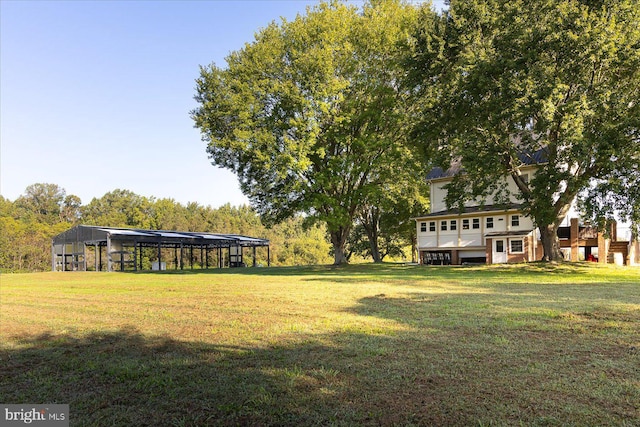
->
<box><xmin>1</xmin><ymin>183</ymin><xmax>416</xmax><ymax>272</ymax></box>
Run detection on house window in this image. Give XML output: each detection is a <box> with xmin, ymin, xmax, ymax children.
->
<box><xmin>429</xmin><ymin>221</ymin><xmax>436</xmax><ymax>232</ymax></box>
<box><xmin>441</xmin><ymin>221</ymin><xmax>448</xmax><ymax>231</ymax></box>
<box><xmin>511</xmin><ymin>215</ymin><xmax>520</xmax><ymax>227</ymax></box>
<box><xmin>510</xmin><ymin>239</ymin><xmax>524</xmax><ymax>253</ymax></box>
<box><xmin>486</xmin><ymin>217</ymin><xmax>494</xmax><ymax>229</ymax></box>
<box><xmin>420</xmin><ymin>222</ymin><xmax>427</xmax><ymax>232</ymax></box>
<box><xmin>450</xmin><ymin>220</ymin><xmax>457</xmax><ymax>231</ymax></box>
<box><xmin>472</xmin><ymin>218</ymin><xmax>480</xmax><ymax>229</ymax></box>
<box><xmin>462</xmin><ymin>219</ymin><xmax>470</xmax><ymax>230</ymax></box>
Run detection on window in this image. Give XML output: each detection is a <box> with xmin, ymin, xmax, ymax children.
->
<box><xmin>450</xmin><ymin>220</ymin><xmax>457</xmax><ymax>231</ymax></box>
<box><xmin>486</xmin><ymin>217</ymin><xmax>494</xmax><ymax>229</ymax></box>
<box><xmin>420</xmin><ymin>222</ymin><xmax>427</xmax><ymax>232</ymax></box>
<box><xmin>441</xmin><ymin>221</ymin><xmax>448</xmax><ymax>231</ymax></box>
<box><xmin>510</xmin><ymin>239</ymin><xmax>524</xmax><ymax>253</ymax></box>
<box><xmin>511</xmin><ymin>215</ymin><xmax>520</xmax><ymax>227</ymax></box>
<box><xmin>429</xmin><ymin>221</ymin><xmax>436</xmax><ymax>232</ymax></box>
<box><xmin>472</xmin><ymin>218</ymin><xmax>480</xmax><ymax>229</ymax></box>
<box><xmin>462</xmin><ymin>219</ymin><xmax>470</xmax><ymax>230</ymax></box>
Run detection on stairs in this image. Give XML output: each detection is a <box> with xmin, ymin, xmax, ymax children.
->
<box><xmin>608</xmin><ymin>241</ymin><xmax>629</xmax><ymax>265</ymax></box>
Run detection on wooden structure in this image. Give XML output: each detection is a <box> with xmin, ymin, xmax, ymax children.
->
<box><xmin>52</xmin><ymin>225</ymin><xmax>270</xmax><ymax>272</ymax></box>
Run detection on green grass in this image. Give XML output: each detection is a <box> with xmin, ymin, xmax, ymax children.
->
<box><xmin>1</xmin><ymin>263</ymin><xmax>639</xmax><ymax>426</ymax></box>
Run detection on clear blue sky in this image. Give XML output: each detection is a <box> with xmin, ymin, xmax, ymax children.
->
<box><xmin>1</xmin><ymin>0</ymin><xmax>446</xmax><ymax>208</ymax></box>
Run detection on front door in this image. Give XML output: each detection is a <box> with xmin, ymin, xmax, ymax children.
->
<box><xmin>493</xmin><ymin>239</ymin><xmax>507</xmax><ymax>264</ymax></box>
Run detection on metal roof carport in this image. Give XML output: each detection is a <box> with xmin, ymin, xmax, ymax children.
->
<box><xmin>52</xmin><ymin>225</ymin><xmax>270</xmax><ymax>272</ymax></box>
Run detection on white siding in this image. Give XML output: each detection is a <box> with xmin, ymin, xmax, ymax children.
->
<box><xmin>429</xmin><ymin>169</ymin><xmax>537</xmax><ymax>214</ymax></box>
<box><xmin>459</xmin><ymin>232</ymin><xmax>483</xmax><ymax>247</ymax></box>
<box><xmin>418</xmin><ymin>236</ymin><xmax>438</xmax><ymax>248</ymax></box>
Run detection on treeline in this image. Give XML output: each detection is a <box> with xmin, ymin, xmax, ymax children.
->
<box><xmin>1</xmin><ymin>183</ymin><xmax>418</xmax><ymax>272</ymax></box>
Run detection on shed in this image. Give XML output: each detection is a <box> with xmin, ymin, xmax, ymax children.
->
<box><xmin>52</xmin><ymin>225</ymin><xmax>270</xmax><ymax>272</ymax></box>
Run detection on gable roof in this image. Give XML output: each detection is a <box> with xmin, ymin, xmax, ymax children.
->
<box><xmin>426</xmin><ymin>148</ymin><xmax>548</xmax><ymax>181</ymax></box>
<box><xmin>414</xmin><ymin>203</ymin><xmax>524</xmax><ymax>219</ymax></box>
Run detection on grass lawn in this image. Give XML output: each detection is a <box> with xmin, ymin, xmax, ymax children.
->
<box><xmin>1</xmin><ymin>263</ymin><xmax>639</xmax><ymax>426</ymax></box>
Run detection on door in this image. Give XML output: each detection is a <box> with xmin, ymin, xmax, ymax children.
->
<box><xmin>493</xmin><ymin>239</ymin><xmax>507</xmax><ymax>264</ymax></box>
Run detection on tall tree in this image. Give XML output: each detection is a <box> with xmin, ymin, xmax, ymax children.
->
<box><xmin>14</xmin><ymin>183</ymin><xmax>74</xmax><ymax>224</ymax></box>
<box><xmin>406</xmin><ymin>0</ymin><xmax>640</xmax><ymax>261</ymax></box>
<box><xmin>81</xmin><ymin>189</ymin><xmax>154</xmax><ymax>228</ymax></box>
<box><xmin>192</xmin><ymin>0</ymin><xmax>420</xmax><ymax>264</ymax></box>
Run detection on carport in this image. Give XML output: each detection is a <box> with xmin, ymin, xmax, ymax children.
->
<box><xmin>52</xmin><ymin>225</ymin><xmax>270</xmax><ymax>272</ymax></box>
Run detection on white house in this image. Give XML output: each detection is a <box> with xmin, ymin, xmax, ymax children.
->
<box><xmin>415</xmin><ymin>161</ymin><xmax>637</xmax><ymax>265</ymax></box>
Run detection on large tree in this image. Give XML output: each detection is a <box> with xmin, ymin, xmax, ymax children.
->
<box><xmin>192</xmin><ymin>0</ymin><xmax>421</xmax><ymax>264</ymax></box>
<box><xmin>407</xmin><ymin>0</ymin><xmax>640</xmax><ymax>261</ymax></box>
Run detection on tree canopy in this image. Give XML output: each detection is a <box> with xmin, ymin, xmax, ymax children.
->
<box><xmin>406</xmin><ymin>0</ymin><xmax>640</xmax><ymax>260</ymax></box>
<box><xmin>192</xmin><ymin>0</ymin><xmax>425</xmax><ymax>264</ymax></box>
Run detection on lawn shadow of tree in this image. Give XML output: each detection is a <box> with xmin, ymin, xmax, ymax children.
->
<box><xmin>1</xmin><ymin>327</ymin><xmax>469</xmax><ymax>426</ymax></box>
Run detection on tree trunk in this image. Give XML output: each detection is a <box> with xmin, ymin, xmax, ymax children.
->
<box><xmin>539</xmin><ymin>223</ymin><xmax>564</xmax><ymax>262</ymax></box>
<box><xmin>363</xmin><ymin>224</ymin><xmax>382</xmax><ymax>263</ymax></box>
<box><xmin>361</xmin><ymin>207</ymin><xmax>382</xmax><ymax>263</ymax></box>
<box><xmin>330</xmin><ymin>228</ymin><xmax>350</xmax><ymax>265</ymax></box>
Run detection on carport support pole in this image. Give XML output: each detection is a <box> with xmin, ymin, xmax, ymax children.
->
<box><xmin>51</xmin><ymin>243</ymin><xmax>56</xmax><ymax>271</ymax></box>
<box><xmin>180</xmin><ymin>243</ymin><xmax>184</xmax><ymax>270</ymax></box>
<box><xmin>268</xmin><ymin>246</ymin><xmax>270</xmax><ymax>267</ymax></box>
<box><xmin>157</xmin><ymin>243</ymin><xmax>162</xmax><ymax>270</ymax></box>
<box><xmin>253</xmin><ymin>246</ymin><xmax>256</xmax><ymax>267</ymax></box>
<box><xmin>95</xmin><ymin>244</ymin><xmax>99</xmax><ymax>272</ymax></box>
<box><xmin>107</xmin><ymin>234</ymin><xmax>112</xmax><ymax>272</ymax></box>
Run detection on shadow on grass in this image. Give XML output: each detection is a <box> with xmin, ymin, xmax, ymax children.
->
<box><xmin>142</xmin><ymin>261</ymin><xmax>613</xmax><ymax>285</ymax></box>
<box><xmin>1</xmin><ymin>327</ymin><xmax>478</xmax><ymax>426</ymax></box>
<box><xmin>2</xmin><ymin>303</ymin><xmax>638</xmax><ymax>427</ymax></box>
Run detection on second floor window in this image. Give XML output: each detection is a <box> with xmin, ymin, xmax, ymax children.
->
<box><xmin>441</xmin><ymin>221</ymin><xmax>448</xmax><ymax>231</ymax></box>
<box><xmin>462</xmin><ymin>219</ymin><xmax>470</xmax><ymax>230</ymax></box>
<box><xmin>511</xmin><ymin>215</ymin><xmax>520</xmax><ymax>227</ymax></box>
<box><xmin>472</xmin><ymin>218</ymin><xmax>480</xmax><ymax>229</ymax></box>
<box><xmin>429</xmin><ymin>221</ymin><xmax>436</xmax><ymax>232</ymax></box>
<box><xmin>486</xmin><ymin>217</ymin><xmax>494</xmax><ymax>229</ymax></box>
<box><xmin>420</xmin><ymin>222</ymin><xmax>427</xmax><ymax>232</ymax></box>
<box><xmin>450</xmin><ymin>220</ymin><xmax>457</xmax><ymax>230</ymax></box>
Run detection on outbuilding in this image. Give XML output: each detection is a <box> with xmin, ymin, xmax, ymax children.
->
<box><xmin>52</xmin><ymin>225</ymin><xmax>270</xmax><ymax>272</ymax></box>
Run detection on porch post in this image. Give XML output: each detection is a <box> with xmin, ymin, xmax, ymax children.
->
<box><xmin>107</xmin><ymin>234</ymin><xmax>112</xmax><ymax>272</ymax></box>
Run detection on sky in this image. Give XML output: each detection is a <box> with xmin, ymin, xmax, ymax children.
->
<box><xmin>1</xmin><ymin>0</ymin><xmax>446</xmax><ymax>208</ymax></box>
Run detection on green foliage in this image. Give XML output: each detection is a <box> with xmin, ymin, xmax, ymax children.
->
<box><xmin>192</xmin><ymin>0</ymin><xmax>420</xmax><ymax>264</ymax></box>
<box><xmin>406</xmin><ymin>0</ymin><xmax>640</xmax><ymax>260</ymax></box>
<box><xmin>0</xmin><ymin>184</ymin><xmax>332</xmax><ymax>272</ymax></box>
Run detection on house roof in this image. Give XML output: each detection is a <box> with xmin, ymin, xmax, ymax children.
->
<box><xmin>485</xmin><ymin>230</ymin><xmax>534</xmax><ymax>238</ymax></box>
<box><xmin>415</xmin><ymin>203</ymin><xmax>524</xmax><ymax>219</ymax></box>
<box><xmin>52</xmin><ymin>225</ymin><xmax>269</xmax><ymax>247</ymax></box>
<box><xmin>426</xmin><ymin>148</ymin><xmax>548</xmax><ymax>181</ymax></box>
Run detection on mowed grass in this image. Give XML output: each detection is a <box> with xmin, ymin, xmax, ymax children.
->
<box><xmin>1</xmin><ymin>264</ymin><xmax>639</xmax><ymax>426</ymax></box>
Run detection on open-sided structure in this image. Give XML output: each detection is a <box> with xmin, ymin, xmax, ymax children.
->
<box><xmin>52</xmin><ymin>225</ymin><xmax>270</xmax><ymax>272</ymax></box>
